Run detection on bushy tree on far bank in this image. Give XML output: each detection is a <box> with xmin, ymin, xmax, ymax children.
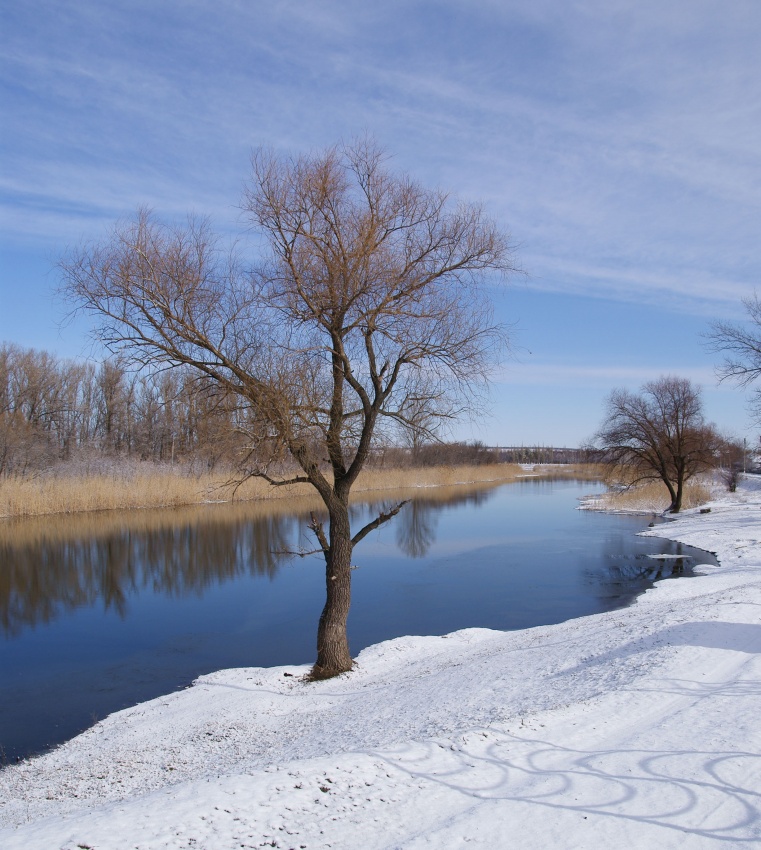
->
<box><xmin>595</xmin><ymin>376</ymin><xmax>721</xmax><ymax>513</ymax></box>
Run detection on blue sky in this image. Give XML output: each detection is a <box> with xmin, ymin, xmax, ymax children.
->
<box><xmin>2</xmin><ymin>0</ymin><xmax>760</xmax><ymax>446</ymax></box>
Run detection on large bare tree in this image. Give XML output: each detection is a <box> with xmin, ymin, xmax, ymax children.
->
<box><xmin>595</xmin><ymin>376</ymin><xmax>720</xmax><ymax>513</ymax></box>
<box><xmin>706</xmin><ymin>292</ymin><xmax>761</xmax><ymax>423</ymax></box>
<box><xmin>60</xmin><ymin>139</ymin><xmax>514</xmax><ymax>678</ymax></box>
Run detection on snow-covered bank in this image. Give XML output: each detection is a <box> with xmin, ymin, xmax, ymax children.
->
<box><xmin>2</xmin><ymin>479</ymin><xmax>760</xmax><ymax>848</ymax></box>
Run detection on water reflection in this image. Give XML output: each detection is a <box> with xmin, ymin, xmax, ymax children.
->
<box><xmin>0</xmin><ymin>484</ymin><xmax>506</xmax><ymax>637</ymax></box>
<box><xmin>1</xmin><ymin>482</ymin><xmax>716</xmax><ymax>642</ymax></box>
<box><xmin>0</xmin><ymin>512</ymin><xmax>303</xmax><ymax>636</ymax></box>
<box><xmin>586</xmin><ymin>537</ymin><xmax>705</xmax><ymax>601</ymax></box>
<box><xmin>396</xmin><ymin>500</ymin><xmax>438</xmax><ymax>558</ymax></box>
<box><xmin>362</xmin><ymin>486</ymin><xmax>501</xmax><ymax>559</ymax></box>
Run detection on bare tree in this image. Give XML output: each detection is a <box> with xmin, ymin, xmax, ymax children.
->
<box><xmin>60</xmin><ymin>139</ymin><xmax>514</xmax><ymax>678</ymax></box>
<box><xmin>595</xmin><ymin>376</ymin><xmax>720</xmax><ymax>513</ymax></box>
<box><xmin>706</xmin><ymin>292</ymin><xmax>761</xmax><ymax>423</ymax></box>
<box><xmin>716</xmin><ymin>435</ymin><xmax>745</xmax><ymax>492</ymax></box>
<box><xmin>0</xmin><ymin>343</ymin><xmax>93</xmax><ymax>474</ymax></box>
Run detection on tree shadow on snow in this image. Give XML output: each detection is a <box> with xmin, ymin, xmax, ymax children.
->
<box><xmin>376</xmin><ymin>724</ymin><xmax>761</xmax><ymax>843</ymax></box>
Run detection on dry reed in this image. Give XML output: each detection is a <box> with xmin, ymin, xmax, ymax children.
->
<box><xmin>0</xmin><ymin>471</ymin><xmax>302</xmax><ymax>518</ymax></box>
<box><xmin>594</xmin><ymin>480</ymin><xmax>712</xmax><ymax>514</ymax></box>
<box><xmin>0</xmin><ymin>462</ymin><xmax>601</xmax><ymax>520</ymax></box>
<box><xmin>0</xmin><ymin>480</ymin><xmax>526</xmax><ymax>549</ymax></box>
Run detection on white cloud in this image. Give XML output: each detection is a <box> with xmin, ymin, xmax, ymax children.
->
<box><xmin>523</xmin><ymin>257</ymin><xmax>757</xmax><ymax>317</ymax></box>
<box><xmin>495</xmin><ymin>361</ymin><xmax>720</xmax><ymax>388</ymax></box>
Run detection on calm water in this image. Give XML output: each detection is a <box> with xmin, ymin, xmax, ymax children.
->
<box><xmin>0</xmin><ymin>478</ymin><xmax>717</xmax><ymax>762</ymax></box>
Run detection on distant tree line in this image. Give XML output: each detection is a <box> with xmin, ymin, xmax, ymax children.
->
<box><xmin>378</xmin><ymin>441</ymin><xmax>501</xmax><ymax>467</ymax></box>
<box><xmin>496</xmin><ymin>446</ymin><xmax>596</xmax><ymax>464</ymax></box>
<box><xmin>380</xmin><ymin>443</ymin><xmax>596</xmax><ymax>466</ymax></box>
<box><xmin>0</xmin><ymin>343</ymin><xmax>249</xmax><ymax>475</ymax></box>
<box><xmin>1</xmin><ymin>344</ymin><xmax>600</xmax><ymax>478</ymax></box>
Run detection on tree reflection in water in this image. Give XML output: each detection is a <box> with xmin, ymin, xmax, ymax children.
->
<box><xmin>2</xmin><ymin>483</ymin><xmax>717</xmax><ymax>641</ymax></box>
<box><xmin>585</xmin><ymin>536</ymin><xmax>700</xmax><ymax>601</ymax></box>
<box><xmin>0</xmin><ymin>508</ymin><xmax>300</xmax><ymax>637</ymax></box>
<box><xmin>396</xmin><ymin>500</ymin><xmax>439</xmax><ymax>558</ymax></box>
<box><xmin>0</xmin><ymin>484</ymin><xmax>508</xmax><ymax>637</ymax></box>
<box><xmin>359</xmin><ymin>486</ymin><xmax>501</xmax><ymax>559</ymax></box>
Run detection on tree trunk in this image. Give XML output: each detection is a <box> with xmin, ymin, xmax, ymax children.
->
<box><xmin>311</xmin><ymin>502</ymin><xmax>354</xmax><ymax>679</ymax></box>
<box><xmin>671</xmin><ymin>473</ymin><xmax>684</xmax><ymax>513</ymax></box>
<box><xmin>663</xmin><ymin>476</ymin><xmax>679</xmax><ymax>513</ymax></box>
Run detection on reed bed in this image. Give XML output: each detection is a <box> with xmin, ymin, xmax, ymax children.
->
<box><xmin>0</xmin><ymin>462</ymin><xmax>602</xmax><ymax>520</ymax></box>
<box><xmin>0</xmin><ymin>471</ymin><xmax>297</xmax><ymax>518</ymax></box>
<box><xmin>593</xmin><ymin>479</ymin><xmax>712</xmax><ymax>514</ymax></box>
<box><xmin>354</xmin><ymin>463</ymin><xmax>523</xmax><ymax>493</ymax></box>
<box><xmin>0</xmin><ymin>462</ymin><xmax>517</xmax><ymax>519</ymax></box>
<box><xmin>0</xmin><ymin>479</ymin><xmax>528</xmax><ymax>549</ymax></box>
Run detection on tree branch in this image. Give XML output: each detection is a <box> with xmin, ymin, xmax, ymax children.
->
<box><xmin>309</xmin><ymin>511</ymin><xmax>330</xmax><ymax>553</ymax></box>
<box><xmin>351</xmin><ymin>500</ymin><xmax>409</xmax><ymax>547</ymax></box>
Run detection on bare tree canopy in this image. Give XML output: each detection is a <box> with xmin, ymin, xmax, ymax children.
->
<box><xmin>60</xmin><ymin>138</ymin><xmax>515</xmax><ymax>678</ymax></box>
<box><xmin>595</xmin><ymin>376</ymin><xmax>720</xmax><ymax>513</ymax></box>
<box><xmin>706</xmin><ymin>293</ymin><xmax>761</xmax><ymax>423</ymax></box>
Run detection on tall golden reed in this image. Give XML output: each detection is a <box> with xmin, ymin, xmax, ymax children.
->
<box><xmin>593</xmin><ymin>480</ymin><xmax>712</xmax><ymax>513</ymax></box>
<box><xmin>0</xmin><ymin>463</ymin><xmax>589</xmax><ymax>519</ymax></box>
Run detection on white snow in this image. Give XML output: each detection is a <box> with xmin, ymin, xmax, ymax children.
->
<box><xmin>2</xmin><ymin>477</ymin><xmax>760</xmax><ymax>849</ymax></box>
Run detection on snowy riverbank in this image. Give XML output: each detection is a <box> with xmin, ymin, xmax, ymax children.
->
<box><xmin>2</xmin><ymin>478</ymin><xmax>760</xmax><ymax>848</ymax></box>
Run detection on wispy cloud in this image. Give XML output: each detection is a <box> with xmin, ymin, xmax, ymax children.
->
<box><xmin>3</xmin><ymin>1</ymin><xmax>760</xmax><ymax>307</ymax></box>
<box><xmin>522</xmin><ymin>257</ymin><xmax>757</xmax><ymax>318</ymax></box>
<box><xmin>495</xmin><ymin>361</ymin><xmax>720</xmax><ymax>388</ymax></box>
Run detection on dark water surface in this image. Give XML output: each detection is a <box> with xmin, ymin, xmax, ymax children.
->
<box><xmin>0</xmin><ymin>478</ymin><xmax>717</xmax><ymax>762</ymax></box>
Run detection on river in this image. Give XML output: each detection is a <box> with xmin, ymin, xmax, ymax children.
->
<box><xmin>0</xmin><ymin>477</ymin><xmax>717</xmax><ymax>762</ymax></box>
